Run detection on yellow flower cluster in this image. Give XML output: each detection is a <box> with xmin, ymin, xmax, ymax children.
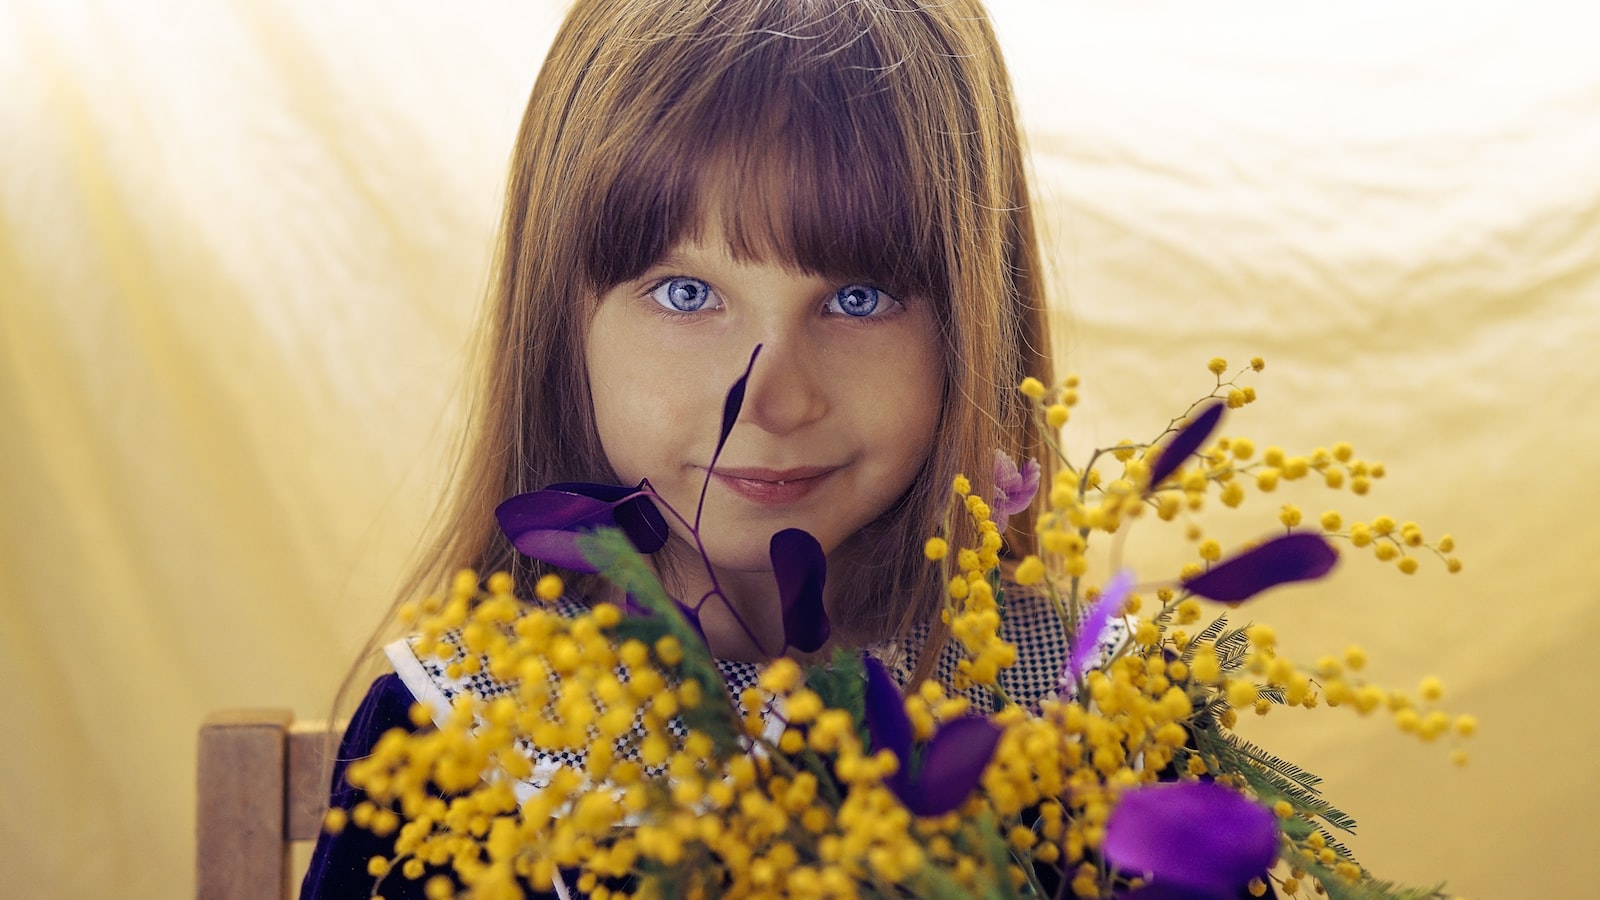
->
<box><xmin>973</xmin><ymin>653</ymin><xmax>1202</xmax><ymax>899</ymax></box>
<box><xmin>335</xmin><ymin>356</ymin><xmax>1471</xmax><ymax>900</ymax></box>
<box><xmin>349</xmin><ymin>573</ymin><xmax>1042</xmax><ymax>899</ymax></box>
<box><xmin>965</xmin><ymin>358</ymin><xmax>1471</xmax><ymax>895</ymax></box>
<box><xmin>1022</xmin><ymin>359</ymin><xmax>1465</xmax><ymax>584</ymax></box>
<box><xmin>1312</xmin><ymin>650</ymin><xmax>1477</xmax><ymax>764</ymax></box>
<box><xmin>1335</xmin><ymin>513</ymin><xmax>1463</xmax><ymax>574</ymax></box>
<box><xmin>362</xmin><ymin>572</ymin><xmax>727</xmax><ymax>897</ymax></box>
<box><xmin>938</xmin><ymin>477</ymin><xmax>1019</xmax><ymax>691</ymax></box>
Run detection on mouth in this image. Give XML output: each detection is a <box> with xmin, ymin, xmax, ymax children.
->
<box><xmin>708</xmin><ymin>465</ymin><xmax>839</xmax><ymax>505</ymax></box>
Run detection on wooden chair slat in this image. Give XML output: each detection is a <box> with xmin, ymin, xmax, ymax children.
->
<box><xmin>196</xmin><ymin>709</ymin><xmax>335</xmax><ymax>900</ymax></box>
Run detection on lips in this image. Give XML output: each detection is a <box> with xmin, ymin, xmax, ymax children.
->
<box><xmin>709</xmin><ymin>465</ymin><xmax>838</xmax><ymax>505</ymax></box>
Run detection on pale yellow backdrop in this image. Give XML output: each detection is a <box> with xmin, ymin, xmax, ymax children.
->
<box><xmin>2</xmin><ymin>1</ymin><xmax>1595</xmax><ymax>898</ymax></box>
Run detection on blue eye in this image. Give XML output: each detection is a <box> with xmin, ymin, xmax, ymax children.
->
<box><xmin>830</xmin><ymin>284</ymin><xmax>883</xmax><ymax>317</ymax></box>
<box><xmin>652</xmin><ymin>276</ymin><xmax>716</xmax><ymax>312</ymax></box>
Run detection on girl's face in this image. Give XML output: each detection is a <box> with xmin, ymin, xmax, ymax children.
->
<box><xmin>584</xmin><ymin>217</ymin><xmax>944</xmax><ymax>580</ymax></box>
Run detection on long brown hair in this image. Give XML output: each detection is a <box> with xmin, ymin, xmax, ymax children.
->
<box><xmin>363</xmin><ymin>0</ymin><xmax>1054</xmax><ymax>689</ymax></box>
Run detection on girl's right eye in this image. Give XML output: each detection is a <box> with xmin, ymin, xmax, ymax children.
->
<box><xmin>649</xmin><ymin>276</ymin><xmax>718</xmax><ymax>313</ymax></box>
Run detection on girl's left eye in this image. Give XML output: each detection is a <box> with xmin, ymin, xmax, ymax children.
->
<box><xmin>827</xmin><ymin>284</ymin><xmax>894</xmax><ymax>318</ymax></box>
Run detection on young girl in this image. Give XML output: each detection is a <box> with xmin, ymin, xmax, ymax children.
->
<box><xmin>303</xmin><ymin>0</ymin><xmax>1061</xmax><ymax>895</ymax></box>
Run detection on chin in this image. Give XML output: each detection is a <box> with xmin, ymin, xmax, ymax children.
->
<box><xmin>697</xmin><ymin>537</ymin><xmax>786</xmax><ymax>575</ymax></box>
<box><xmin>650</xmin><ymin>527</ymin><xmax>769</xmax><ymax>580</ymax></box>
<box><xmin>655</xmin><ymin>505</ymin><xmax>867</xmax><ymax>581</ymax></box>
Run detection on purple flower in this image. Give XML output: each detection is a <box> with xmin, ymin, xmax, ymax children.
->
<box><xmin>1183</xmin><ymin>532</ymin><xmax>1338</xmax><ymax>604</ymax></box>
<box><xmin>992</xmin><ymin>450</ymin><xmax>1040</xmax><ymax>528</ymax></box>
<box><xmin>863</xmin><ymin>656</ymin><xmax>1002</xmax><ymax>817</ymax></box>
<box><xmin>1059</xmin><ymin>569</ymin><xmax>1134</xmax><ymax>693</ymax></box>
<box><xmin>1103</xmin><ymin>781</ymin><xmax>1277</xmax><ymax>898</ymax></box>
<box><xmin>771</xmin><ymin>528</ymin><xmax>829</xmax><ymax>653</ymax></box>
<box><xmin>1147</xmin><ymin>402</ymin><xmax>1225</xmax><ymax>491</ymax></box>
<box><xmin>495</xmin><ymin>481</ymin><xmax>668</xmax><ymax>573</ymax></box>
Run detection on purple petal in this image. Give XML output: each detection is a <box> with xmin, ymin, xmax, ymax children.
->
<box><xmin>1016</xmin><ymin>456</ymin><xmax>1041</xmax><ymax>502</ymax></box>
<box><xmin>991</xmin><ymin>451</ymin><xmax>1041</xmax><ymax>524</ymax></box>
<box><xmin>497</xmin><ymin>487</ymin><xmax>618</xmax><ymax>532</ymax></box>
<box><xmin>716</xmin><ymin>345</ymin><xmax>762</xmax><ymax>458</ymax></box>
<box><xmin>1147</xmin><ymin>402</ymin><xmax>1226</xmax><ymax>491</ymax></box>
<box><xmin>771</xmin><ymin>528</ymin><xmax>830</xmax><ymax>654</ymax></box>
<box><xmin>862</xmin><ymin>655</ymin><xmax>912</xmax><ymax>767</ymax></box>
<box><xmin>904</xmin><ymin>716</ymin><xmax>1002</xmax><ymax>817</ymax></box>
<box><xmin>995</xmin><ymin>449</ymin><xmax>1020</xmax><ymax>483</ymax></box>
<box><xmin>1183</xmin><ymin>533</ymin><xmax>1338</xmax><ymax>604</ymax></box>
<box><xmin>495</xmin><ymin>490</ymin><xmax>624</xmax><ymax>573</ymax></box>
<box><xmin>1103</xmin><ymin>781</ymin><xmax>1277</xmax><ymax>894</ymax></box>
<box><xmin>495</xmin><ymin>481</ymin><xmax>668</xmax><ymax>567</ymax></box>
<box><xmin>546</xmin><ymin>481</ymin><xmax>669</xmax><ymax>554</ymax></box>
<box><xmin>993</xmin><ymin>449</ymin><xmax>1021</xmax><ymax>501</ymax></box>
<box><xmin>504</xmin><ymin>530</ymin><xmax>599</xmax><ymax>573</ymax></box>
<box><xmin>1061</xmin><ymin>570</ymin><xmax>1134</xmax><ymax>692</ymax></box>
<box><xmin>609</xmin><ymin>495</ymin><xmax>670</xmax><ymax>553</ymax></box>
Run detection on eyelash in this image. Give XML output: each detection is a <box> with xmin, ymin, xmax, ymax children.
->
<box><xmin>643</xmin><ymin>276</ymin><xmax>904</xmax><ymax>321</ymax></box>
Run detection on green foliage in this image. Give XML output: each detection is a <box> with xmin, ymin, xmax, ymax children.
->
<box><xmin>804</xmin><ymin>648</ymin><xmax>866</xmax><ymax>723</ymax></box>
<box><xmin>1185</xmin><ymin>614</ymin><xmax>1232</xmax><ymax>655</ymax></box>
<box><xmin>577</xmin><ymin>528</ymin><xmax>741</xmax><ymax>755</ymax></box>
<box><xmin>1302</xmin><ymin>857</ymin><xmax>1451</xmax><ymax>900</ymax></box>
<box><xmin>1212</xmin><ymin>624</ymin><xmax>1255</xmax><ymax>673</ymax></box>
<box><xmin>1195</xmin><ymin>727</ymin><xmax>1358</xmax><ymax>834</ymax></box>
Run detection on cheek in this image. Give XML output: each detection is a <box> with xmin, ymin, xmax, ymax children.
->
<box><xmin>588</xmin><ymin>355</ymin><xmax>658</xmax><ymax>481</ymax></box>
<box><xmin>585</xmin><ymin>304</ymin><xmax>708</xmax><ymax>483</ymax></box>
<box><xmin>892</xmin><ymin>390</ymin><xmax>944</xmax><ymax>487</ymax></box>
<box><xmin>864</xmin><ymin>336</ymin><xmax>945</xmax><ymax>487</ymax></box>
<box><xmin>899</xmin><ymin>332</ymin><xmax>946</xmax><ymax>443</ymax></box>
<box><xmin>585</xmin><ymin>308</ymin><xmax>648</xmax><ymax>478</ymax></box>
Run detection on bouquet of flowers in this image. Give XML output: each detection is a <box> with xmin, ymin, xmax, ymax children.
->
<box><xmin>333</xmin><ymin>351</ymin><xmax>1470</xmax><ymax>900</ymax></box>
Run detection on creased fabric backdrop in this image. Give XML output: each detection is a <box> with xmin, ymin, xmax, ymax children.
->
<box><xmin>2</xmin><ymin>1</ymin><xmax>1596</xmax><ymax>897</ymax></box>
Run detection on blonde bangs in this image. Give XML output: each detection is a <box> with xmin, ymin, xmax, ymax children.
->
<box><xmin>569</xmin><ymin>1</ymin><xmax>953</xmax><ymax>303</ymax></box>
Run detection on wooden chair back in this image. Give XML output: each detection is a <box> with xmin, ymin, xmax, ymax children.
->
<box><xmin>196</xmin><ymin>709</ymin><xmax>334</xmax><ymax>900</ymax></box>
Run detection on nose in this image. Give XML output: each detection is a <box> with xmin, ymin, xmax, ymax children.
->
<box><xmin>739</xmin><ymin>336</ymin><xmax>829</xmax><ymax>435</ymax></box>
